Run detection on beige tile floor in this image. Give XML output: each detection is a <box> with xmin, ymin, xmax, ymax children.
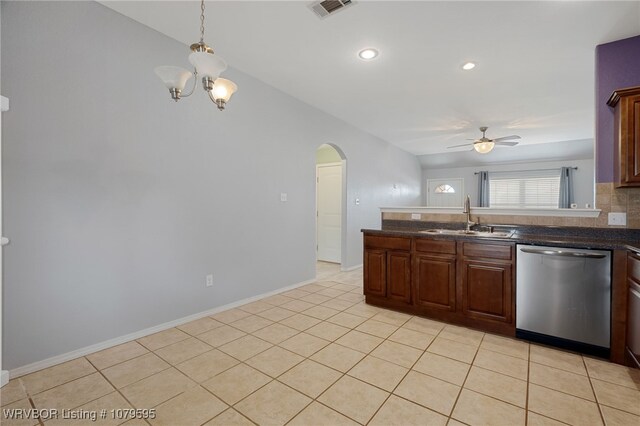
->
<box><xmin>2</xmin><ymin>261</ymin><xmax>640</xmax><ymax>426</ymax></box>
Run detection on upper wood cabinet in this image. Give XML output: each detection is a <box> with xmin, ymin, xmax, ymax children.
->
<box><xmin>608</xmin><ymin>86</ymin><xmax>640</xmax><ymax>187</ymax></box>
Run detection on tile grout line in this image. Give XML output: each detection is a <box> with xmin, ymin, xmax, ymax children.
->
<box><xmin>222</xmin><ymin>293</ymin><xmax>381</xmax><ymax>425</ymax></box>
<box><xmin>583</xmin><ymin>354</ymin><xmax>608</xmax><ymax>425</ymax></box>
<box><xmin>200</xmin><ymin>287</ymin><xmax>363</xmax><ymax>424</ymax></box>
<box><xmin>83</xmin><ymin>356</ymin><xmax>153</xmax><ymax>426</ymax></box>
<box><xmin>446</xmin><ymin>330</ymin><xmax>484</xmax><ymax>424</ymax></box>
<box><xmin>361</xmin><ymin>315</ymin><xmax>443</xmax><ymax>425</ymax></box>
<box><xmin>292</xmin><ymin>311</ymin><xmax>412</xmax><ymax>425</ymax></box>
<box><xmin>524</xmin><ymin>338</ymin><xmax>531</xmax><ymax>426</ymax></box>
<box><xmin>26</xmin><ymin>395</ymin><xmax>45</xmax><ymax>426</ymax></box>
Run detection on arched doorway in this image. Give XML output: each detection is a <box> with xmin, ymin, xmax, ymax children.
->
<box><xmin>316</xmin><ymin>144</ymin><xmax>346</xmax><ymax>272</ymax></box>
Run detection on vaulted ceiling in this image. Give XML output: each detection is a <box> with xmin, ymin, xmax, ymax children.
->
<box><xmin>101</xmin><ymin>1</ymin><xmax>640</xmax><ymax>160</ymax></box>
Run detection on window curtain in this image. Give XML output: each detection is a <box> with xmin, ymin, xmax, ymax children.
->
<box><xmin>559</xmin><ymin>167</ymin><xmax>574</xmax><ymax>208</ymax></box>
<box><xmin>477</xmin><ymin>171</ymin><xmax>490</xmax><ymax>207</ymax></box>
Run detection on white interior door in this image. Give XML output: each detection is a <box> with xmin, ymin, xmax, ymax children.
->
<box><xmin>426</xmin><ymin>178</ymin><xmax>464</xmax><ymax>207</ymax></box>
<box><xmin>317</xmin><ymin>163</ymin><xmax>342</xmax><ymax>263</ymax></box>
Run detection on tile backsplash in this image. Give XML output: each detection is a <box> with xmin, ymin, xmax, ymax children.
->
<box><xmin>595</xmin><ymin>183</ymin><xmax>640</xmax><ymax>229</ymax></box>
<box><xmin>382</xmin><ymin>183</ymin><xmax>640</xmax><ymax>229</ymax></box>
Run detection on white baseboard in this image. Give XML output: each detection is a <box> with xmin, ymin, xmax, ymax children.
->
<box><xmin>9</xmin><ymin>277</ymin><xmax>316</xmax><ymax>379</ymax></box>
<box><xmin>341</xmin><ymin>263</ymin><xmax>363</xmax><ymax>272</ymax></box>
<box><xmin>1</xmin><ymin>370</ymin><xmax>9</xmax><ymax>387</ymax></box>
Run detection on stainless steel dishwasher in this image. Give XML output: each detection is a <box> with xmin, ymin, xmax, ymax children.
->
<box><xmin>516</xmin><ymin>244</ymin><xmax>611</xmax><ymax>357</ymax></box>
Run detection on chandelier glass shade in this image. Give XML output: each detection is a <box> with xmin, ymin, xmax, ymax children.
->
<box><xmin>188</xmin><ymin>51</ymin><xmax>227</xmax><ymax>80</ymax></box>
<box><xmin>154</xmin><ymin>0</ymin><xmax>237</xmax><ymax>111</ymax></box>
<box><xmin>154</xmin><ymin>66</ymin><xmax>193</xmax><ymax>91</ymax></box>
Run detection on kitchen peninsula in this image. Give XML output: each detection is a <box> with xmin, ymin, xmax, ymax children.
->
<box><xmin>362</xmin><ymin>219</ymin><xmax>640</xmax><ymax>367</ymax></box>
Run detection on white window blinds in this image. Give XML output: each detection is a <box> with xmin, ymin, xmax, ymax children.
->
<box><xmin>489</xmin><ymin>169</ymin><xmax>561</xmax><ymax>208</ymax></box>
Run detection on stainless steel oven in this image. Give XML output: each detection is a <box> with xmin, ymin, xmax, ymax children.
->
<box><xmin>516</xmin><ymin>244</ymin><xmax>611</xmax><ymax>357</ymax></box>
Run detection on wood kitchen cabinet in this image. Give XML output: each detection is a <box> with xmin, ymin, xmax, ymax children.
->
<box><xmin>626</xmin><ymin>250</ymin><xmax>640</xmax><ymax>368</ymax></box>
<box><xmin>460</xmin><ymin>242</ymin><xmax>514</xmax><ymax>324</ymax></box>
<box><xmin>364</xmin><ymin>249</ymin><xmax>386</xmax><ymax>297</ymax></box>
<box><xmin>363</xmin><ymin>232</ymin><xmax>515</xmax><ymax>336</ymax></box>
<box><xmin>363</xmin><ymin>235</ymin><xmax>412</xmax><ymax>304</ymax></box>
<box><xmin>461</xmin><ymin>260</ymin><xmax>513</xmax><ymax>323</ymax></box>
<box><xmin>608</xmin><ymin>86</ymin><xmax>640</xmax><ymax>187</ymax></box>
<box><xmin>413</xmin><ymin>238</ymin><xmax>456</xmax><ymax>312</ymax></box>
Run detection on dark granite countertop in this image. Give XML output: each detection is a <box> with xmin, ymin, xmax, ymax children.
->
<box><xmin>363</xmin><ymin>220</ymin><xmax>640</xmax><ymax>253</ymax></box>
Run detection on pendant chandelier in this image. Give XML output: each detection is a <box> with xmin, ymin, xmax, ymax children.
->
<box><xmin>154</xmin><ymin>0</ymin><xmax>237</xmax><ymax>111</ymax></box>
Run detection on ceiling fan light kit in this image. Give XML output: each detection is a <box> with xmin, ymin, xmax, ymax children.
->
<box><xmin>448</xmin><ymin>126</ymin><xmax>521</xmax><ymax>154</ymax></box>
<box><xmin>474</xmin><ymin>140</ymin><xmax>495</xmax><ymax>153</ymax></box>
<box><xmin>154</xmin><ymin>0</ymin><xmax>237</xmax><ymax>111</ymax></box>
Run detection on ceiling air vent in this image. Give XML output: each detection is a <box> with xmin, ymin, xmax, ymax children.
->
<box><xmin>309</xmin><ymin>0</ymin><xmax>354</xmax><ymax>19</ymax></box>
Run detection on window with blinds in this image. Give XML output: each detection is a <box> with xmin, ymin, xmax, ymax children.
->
<box><xmin>489</xmin><ymin>170</ymin><xmax>561</xmax><ymax>208</ymax></box>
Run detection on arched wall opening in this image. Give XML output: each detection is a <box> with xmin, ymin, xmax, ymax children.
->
<box><xmin>315</xmin><ymin>143</ymin><xmax>347</xmax><ymax>271</ymax></box>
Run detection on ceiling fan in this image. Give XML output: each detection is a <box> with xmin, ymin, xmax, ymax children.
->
<box><xmin>448</xmin><ymin>126</ymin><xmax>521</xmax><ymax>154</ymax></box>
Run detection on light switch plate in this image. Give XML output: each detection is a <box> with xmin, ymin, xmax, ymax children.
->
<box><xmin>608</xmin><ymin>212</ymin><xmax>626</xmax><ymax>226</ymax></box>
<box><xmin>280</xmin><ymin>193</ymin><xmax>287</xmax><ymax>202</ymax></box>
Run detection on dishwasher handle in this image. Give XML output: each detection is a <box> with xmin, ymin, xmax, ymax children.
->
<box><xmin>519</xmin><ymin>247</ymin><xmax>607</xmax><ymax>259</ymax></box>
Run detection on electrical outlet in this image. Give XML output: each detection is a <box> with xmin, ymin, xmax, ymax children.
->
<box><xmin>280</xmin><ymin>193</ymin><xmax>288</xmax><ymax>202</ymax></box>
<box><xmin>411</xmin><ymin>213</ymin><xmax>421</xmax><ymax>220</ymax></box>
<box><xmin>206</xmin><ymin>274</ymin><xmax>213</xmax><ymax>287</ymax></box>
<box><xmin>608</xmin><ymin>212</ymin><xmax>626</xmax><ymax>226</ymax></box>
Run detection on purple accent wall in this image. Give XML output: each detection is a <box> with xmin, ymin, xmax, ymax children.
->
<box><xmin>595</xmin><ymin>35</ymin><xmax>640</xmax><ymax>183</ymax></box>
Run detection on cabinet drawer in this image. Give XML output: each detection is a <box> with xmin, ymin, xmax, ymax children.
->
<box><xmin>364</xmin><ymin>235</ymin><xmax>411</xmax><ymax>251</ymax></box>
<box><xmin>629</xmin><ymin>252</ymin><xmax>640</xmax><ymax>282</ymax></box>
<box><xmin>415</xmin><ymin>238</ymin><xmax>456</xmax><ymax>255</ymax></box>
<box><xmin>463</xmin><ymin>242</ymin><xmax>513</xmax><ymax>261</ymax></box>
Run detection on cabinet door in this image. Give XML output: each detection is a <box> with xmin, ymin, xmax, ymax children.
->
<box><xmin>387</xmin><ymin>251</ymin><xmax>411</xmax><ymax>303</ymax></box>
<box><xmin>627</xmin><ymin>281</ymin><xmax>640</xmax><ymax>367</ymax></box>
<box><xmin>610</xmin><ymin>87</ymin><xmax>640</xmax><ymax>187</ymax></box>
<box><xmin>462</xmin><ymin>260</ymin><xmax>512</xmax><ymax>323</ymax></box>
<box><xmin>414</xmin><ymin>254</ymin><xmax>456</xmax><ymax>311</ymax></box>
<box><xmin>631</xmin><ymin>98</ymin><xmax>640</xmax><ymax>183</ymax></box>
<box><xmin>364</xmin><ymin>249</ymin><xmax>386</xmax><ymax>297</ymax></box>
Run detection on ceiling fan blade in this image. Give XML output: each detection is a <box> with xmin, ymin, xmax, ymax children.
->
<box><xmin>495</xmin><ymin>141</ymin><xmax>519</xmax><ymax>146</ymax></box>
<box><xmin>493</xmin><ymin>135</ymin><xmax>521</xmax><ymax>142</ymax></box>
<box><xmin>447</xmin><ymin>143</ymin><xmax>473</xmax><ymax>149</ymax></box>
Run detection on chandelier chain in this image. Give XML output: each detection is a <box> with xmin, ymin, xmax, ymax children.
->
<box><xmin>199</xmin><ymin>0</ymin><xmax>205</xmax><ymax>44</ymax></box>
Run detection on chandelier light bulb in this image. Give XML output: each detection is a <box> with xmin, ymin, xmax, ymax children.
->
<box><xmin>213</xmin><ymin>85</ymin><xmax>228</xmax><ymax>99</ymax></box>
<box><xmin>211</xmin><ymin>78</ymin><xmax>238</xmax><ymax>102</ymax></box>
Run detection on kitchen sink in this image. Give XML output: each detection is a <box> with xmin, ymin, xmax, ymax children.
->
<box><xmin>420</xmin><ymin>229</ymin><xmax>514</xmax><ymax>238</ymax></box>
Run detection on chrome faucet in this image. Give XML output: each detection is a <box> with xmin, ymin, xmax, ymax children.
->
<box><xmin>463</xmin><ymin>195</ymin><xmax>475</xmax><ymax>233</ymax></box>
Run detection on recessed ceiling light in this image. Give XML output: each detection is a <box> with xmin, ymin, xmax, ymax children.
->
<box><xmin>462</xmin><ymin>62</ymin><xmax>476</xmax><ymax>70</ymax></box>
<box><xmin>358</xmin><ymin>48</ymin><xmax>379</xmax><ymax>60</ymax></box>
